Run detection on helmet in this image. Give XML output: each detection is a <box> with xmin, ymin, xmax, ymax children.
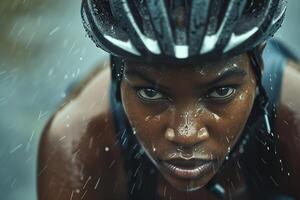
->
<box><xmin>81</xmin><ymin>0</ymin><xmax>287</xmax><ymax>63</ymax></box>
<box><xmin>81</xmin><ymin>1</ymin><xmax>288</xmax><ymax>198</ymax></box>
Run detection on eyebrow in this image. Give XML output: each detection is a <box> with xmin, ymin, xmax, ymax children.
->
<box><xmin>125</xmin><ymin>69</ymin><xmax>170</xmax><ymax>90</ymax></box>
<box><xmin>207</xmin><ymin>66</ymin><xmax>247</xmax><ymax>86</ymax></box>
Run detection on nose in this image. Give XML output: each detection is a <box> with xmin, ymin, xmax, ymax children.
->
<box><xmin>164</xmin><ymin>110</ymin><xmax>209</xmax><ymax>147</ymax></box>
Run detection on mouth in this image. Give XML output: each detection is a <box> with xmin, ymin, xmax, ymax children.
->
<box><xmin>160</xmin><ymin>158</ymin><xmax>216</xmax><ymax>179</ymax></box>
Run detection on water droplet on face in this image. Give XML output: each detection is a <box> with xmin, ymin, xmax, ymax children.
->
<box><xmin>177</xmin><ymin>112</ymin><xmax>196</xmax><ymax>136</ymax></box>
<box><xmin>226</xmin><ymin>136</ymin><xmax>230</xmax><ymax>143</ymax></box>
<box><xmin>196</xmin><ymin>105</ymin><xmax>205</xmax><ymax>114</ymax></box>
<box><xmin>145</xmin><ymin>116</ymin><xmax>151</xmax><ymax>121</ymax></box>
<box><xmin>212</xmin><ymin>113</ymin><xmax>220</xmax><ymax>121</ymax></box>
<box><xmin>196</xmin><ymin>67</ymin><xmax>205</xmax><ymax>75</ymax></box>
<box><xmin>105</xmin><ymin>147</ymin><xmax>110</xmax><ymax>152</ymax></box>
<box><xmin>153</xmin><ymin>115</ymin><xmax>161</xmax><ymax>121</ymax></box>
<box><xmin>227</xmin><ymin>147</ymin><xmax>231</xmax><ymax>153</ymax></box>
<box><xmin>225</xmin><ymin>156</ymin><xmax>229</xmax><ymax>160</ymax></box>
<box><xmin>197</xmin><ymin>127</ymin><xmax>209</xmax><ymax>139</ymax></box>
<box><xmin>239</xmin><ymin>94</ymin><xmax>245</xmax><ymax>100</ymax></box>
<box><xmin>165</xmin><ymin>128</ymin><xmax>175</xmax><ymax>140</ymax></box>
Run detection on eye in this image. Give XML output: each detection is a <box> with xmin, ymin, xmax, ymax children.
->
<box><xmin>137</xmin><ymin>88</ymin><xmax>165</xmax><ymax>101</ymax></box>
<box><xmin>207</xmin><ymin>87</ymin><xmax>236</xmax><ymax>99</ymax></box>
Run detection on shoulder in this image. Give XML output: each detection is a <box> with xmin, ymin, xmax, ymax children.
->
<box><xmin>280</xmin><ymin>60</ymin><xmax>300</xmax><ymax>111</ymax></box>
<box><xmin>275</xmin><ymin>60</ymin><xmax>300</xmax><ymax>198</ymax></box>
<box><xmin>40</xmin><ymin>62</ymin><xmax>115</xmax><ymax>166</ymax></box>
<box><xmin>38</xmin><ymin>62</ymin><xmax>127</xmax><ymax>199</ymax></box>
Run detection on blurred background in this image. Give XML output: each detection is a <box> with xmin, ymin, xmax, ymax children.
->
<box><xmin>0</xmin><ymin>0</ymin><xmax>299</xmax><ymax>199</ymax></box>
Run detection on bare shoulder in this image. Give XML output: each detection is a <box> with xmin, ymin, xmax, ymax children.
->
<box><xmin>275</xmin><ymin>59</ymin><xmax>300</xmax><ymax>198</ymax></box>
<box><xmin>280</xmin><ymin>60</ymin><xmax>300</xmax><ymax>111</ymax></box>
<box><xmin>38</xmin><ymin>61</ymin><xmax>127</xmax><ymax>200</ymax></box>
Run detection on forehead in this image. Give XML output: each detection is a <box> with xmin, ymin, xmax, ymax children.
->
<box><xmin>123</xmin><ymin>53</ymin><xmax>251</xmax><ymax>75</ymax></box>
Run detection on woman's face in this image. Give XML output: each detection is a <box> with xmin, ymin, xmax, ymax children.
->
<box><xmin>120</xmin><ymin>53</ymin><xmax>257</xmax><ymax>191</ymax></box>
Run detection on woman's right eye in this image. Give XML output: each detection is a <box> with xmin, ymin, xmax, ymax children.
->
<box><xmin>137</xmin><ymin>88</ymin><xmax>165</xmax><ymax>101</ymax></box>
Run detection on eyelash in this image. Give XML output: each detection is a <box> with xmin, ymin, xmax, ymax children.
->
<box><xmin>135</xmin><ymin>85</ymin><xmax>239</xmax><ymax>102</ymax></box>
<box><xmin>206</xmin><ymin>85</ymin><xmax>239</xmax><ymax>101</ymax></box>
<box><xmin>135</xmin><ymin>87</ymin><xmax>166</xmax><ymax>101</ymax></box>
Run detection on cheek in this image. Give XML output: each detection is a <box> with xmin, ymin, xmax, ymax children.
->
<box><xmin>209</xmin><ymin>86</ymin><xmax>256</xmax><ymax>154</ymax></box>
<box><xmin>121</xmin><ymin>82</ymin><xmax>165</xmax><ymax>153</ymax></box>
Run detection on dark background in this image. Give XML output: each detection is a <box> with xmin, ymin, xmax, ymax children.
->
<box><xmin>0</xmin><ymin>0</ymin><xmax>299</xmax><ymax>199</ymax></box>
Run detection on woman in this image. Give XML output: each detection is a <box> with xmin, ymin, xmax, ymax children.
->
<box><xmin>38</xmin><ymin>0</ymin><xmax>300</xmax><ymax>199</ymax></box>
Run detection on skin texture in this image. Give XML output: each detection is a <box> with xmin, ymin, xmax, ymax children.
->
<box><xmin>38</xmin><ymin>56</ymin><xmax>300</xmax><ymax>199</ymax></box>
<box><xmin>120</xmin><ymin>54</ymin><xmax>256</xmax><ymax>191</ymax></box>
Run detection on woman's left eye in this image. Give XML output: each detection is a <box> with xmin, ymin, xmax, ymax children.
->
<box><xmin>207</xmin><ymin>87</ymin><xmax>236</xmax><ymax>99</ymax></box>
<box><xmin>137</xmin><ymin>88</ymin><xmax>164</xmax><ymax>101</ymax></box>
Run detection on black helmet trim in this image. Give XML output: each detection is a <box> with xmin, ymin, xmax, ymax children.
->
<box><xmin>82</xmin><ymin>0</ymin><xmax>140</xmax><ymax>56</ymax></box>
<box><xmin>82</xmin><ymin>0</ymin><xmax>287</xmax><ymax>63</ymax></box>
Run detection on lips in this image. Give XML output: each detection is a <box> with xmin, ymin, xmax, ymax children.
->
<box><xmin>161</xmin><ymin>158</ymin><xmax>215</xmax><ymax>179</ymax></box>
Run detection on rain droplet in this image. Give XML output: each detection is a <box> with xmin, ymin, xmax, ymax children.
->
<box><xmin>145</xmin><ymin>116</ymin><xmax>151</xmax><ymax>121</ymax></box>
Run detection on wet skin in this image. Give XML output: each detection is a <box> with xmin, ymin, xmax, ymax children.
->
<box><xmin>120</xmin><ymin>54</ymin><xmax>256</xmax><ymax>191</ymax></box>
<box><xmin>38</xmin><ymin>55</ymin><xmax>300</xmax><ymax>199</ymax></box>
